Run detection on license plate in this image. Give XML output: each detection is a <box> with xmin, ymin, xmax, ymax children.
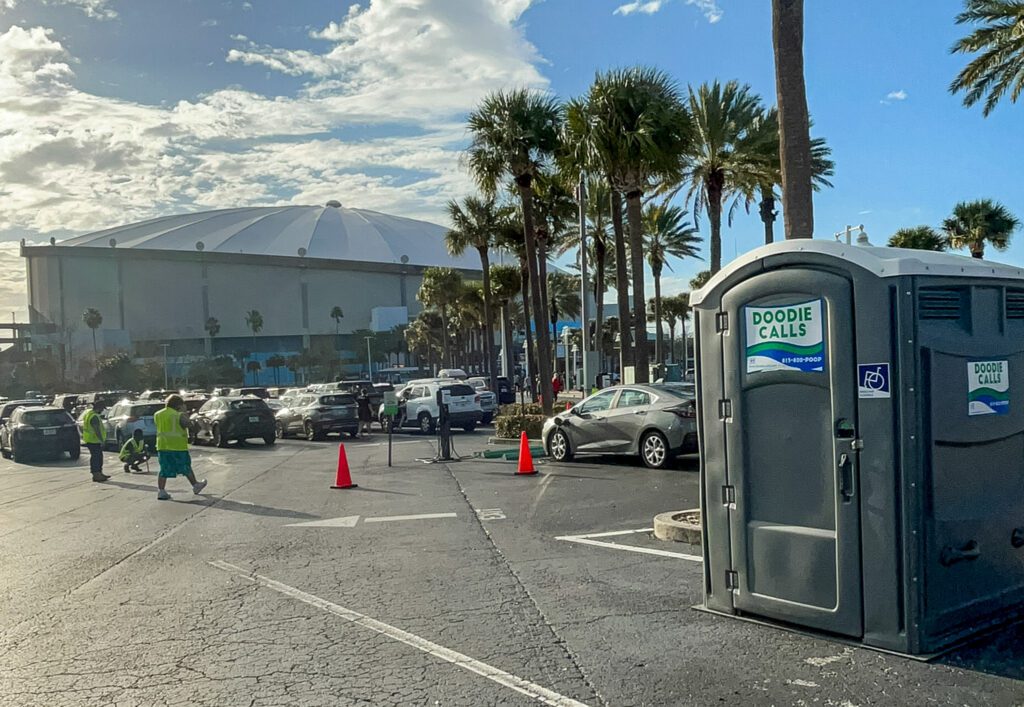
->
<box><xmin>453</xmin><ymin>401</ymin><xmax>469</xmax><ymax>409</ymax></box>
<box><xmin>43</xmin><ymin>428</ymin><xmax>56</xmax><ymax>436</ymax></box>
<box><xmin>248</xmin><ymin>416</ymin><xmax>259</xmax><ymax>423</ymax></box>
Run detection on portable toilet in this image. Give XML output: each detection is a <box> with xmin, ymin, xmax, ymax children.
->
<box><xmin>691</xmin><ymin>240</ymin><xmax>1024</xmax><ymax>656</ymax></box>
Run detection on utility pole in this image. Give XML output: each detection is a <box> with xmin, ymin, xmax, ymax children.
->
<box><xmin>578</xmin><ymin>174</ymin><xmax>591</xmax><ymax>393</ymax></box>
<box><xmin>365</xmin><ymin>335</ymin><xmax>373</xmax><ymax>380</ymax></box>
<box><xmin>160</xmin><ymin>343</ymin><xmax>170</xmax><ymax>389</ymax></box>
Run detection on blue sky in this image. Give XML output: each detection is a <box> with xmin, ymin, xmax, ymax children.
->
<box><xmin>0</xmin><ymin>0</ymin><xmax>1022</xmax><ymax>314</ymax></box>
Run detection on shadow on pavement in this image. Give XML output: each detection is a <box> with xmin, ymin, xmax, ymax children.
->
<box><xmin>102</xmin><ymin>480</ymin><xmax>319</xmax><ymax>519</ymax></box>
<box><xmin>938</xmin><ymin>621</ymin><xmax>1024</xmax><ymax>681</ymax></box>
<box><xmin>351</xmin><ymin>487</ymin><xmax>415</xmax><ymax>496</ymax></box>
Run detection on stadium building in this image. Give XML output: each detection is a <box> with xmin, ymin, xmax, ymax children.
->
<box><xmin>21</xmin><ymin>202</ymin><xmax>480</xmax><ymax>383</ymax></box>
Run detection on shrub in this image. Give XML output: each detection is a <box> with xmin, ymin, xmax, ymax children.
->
<box><xmin>494</xmin><ymin>413</ymin><xmax>547</xmax><ymax>440</ymax></box>
<box><xmin>498</xmin><ymin>402</ymin><xmax>544</xmax><ymax>417</ymax></box>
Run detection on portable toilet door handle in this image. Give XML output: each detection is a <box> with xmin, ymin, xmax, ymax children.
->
<box><xmin>838</xmin><ymin>453</ymin><xmax>855</xmax><ymax>501</ymax></box>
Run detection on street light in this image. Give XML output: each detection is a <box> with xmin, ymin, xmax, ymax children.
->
<box><xmin>365</xmin><ymin>335</ymin><xmax>373</xmax><ymax>380</ymax></box>
<box><xmin>160</xmin><ymin>343</ymin><xmax>170</xmax><ymax>389</ymax></box>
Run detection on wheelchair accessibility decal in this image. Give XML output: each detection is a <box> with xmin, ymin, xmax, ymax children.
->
<box><xmin>858</xmin><ymin>363</ymin><xmax>891</xmax><ymax>399</ymax></box>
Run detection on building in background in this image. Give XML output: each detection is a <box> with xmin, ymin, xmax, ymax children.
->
<box><xmin>21</xmin><ymin>202</ymin><xmax>480</xmax><ymax>384</ymax></box>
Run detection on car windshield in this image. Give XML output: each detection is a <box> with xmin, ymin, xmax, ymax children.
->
<box><xmin>320</xmin><ymin>395</ymin><xmax>355</xmax><ymax>406</ymax></box>
<box><xmin>22</xmin><ymin>410</ymin><xmax>72</xmax><ymax>426</ymax></box>
<box><xmin>229</xmin><ymin>399</ymin><xmax>268</xmax><ymax>411</ymax></box>
<box><xmin>131</xmin><ymin>403</ymin><xmax>164</xmax><ymax>417</ymax></box>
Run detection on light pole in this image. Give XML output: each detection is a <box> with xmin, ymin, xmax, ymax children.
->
<box><xmin>365</xmin><ymin>335</ymin><xmax>373</xmax><ymax>380</ymax></box>
<box><xmin>571</xmin><ymin>342</ymin><xmax>579</xmax><ymax>390</ymax></box>
<box><xmin>160</xmin><ymin>343</ymin><xmax>170</xmax><ymax>389</ymax></box>
<box><xmin>577</xmin><ymin>174</ymin><xmax>591</xmax><ymax>395</ymax></box>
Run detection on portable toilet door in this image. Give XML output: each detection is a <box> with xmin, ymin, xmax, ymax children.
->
<box><xmin>716</xmin><ymin>266</ymin><xmax>863</xmax><ymax>638</ymax></box>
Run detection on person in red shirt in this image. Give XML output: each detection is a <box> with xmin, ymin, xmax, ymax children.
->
<box><xmin>551</xmin><ymin>374</ymin><xmax>562</xmax><ymax>402</ymax></box>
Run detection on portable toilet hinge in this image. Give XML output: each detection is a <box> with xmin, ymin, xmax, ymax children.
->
<box><xmin>718</xmin><ymin>399</ymin><xmax>733</xmax><ymax>420</ymax></box>
<box><xmin>725</xmin><ymin>570</ymin><xmax>739</xmax><ymax>591</ymax></box>
<box><xmin>715</xmin><ymin>312</ymin><xmax>729</xmax><ymax>333</ymax></box>
<box><xmin>722</xmin><ymin>485</ymin><xmax>736</xmax><ymax>507</ymax></box>
<box><xmin>850</xmin><ymin>438</ymin><xmax>864</xmax><ymax>451</ymax></box>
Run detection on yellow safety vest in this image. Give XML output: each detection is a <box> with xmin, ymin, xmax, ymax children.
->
<box><xmin>81</xmin><ymin>408</ymin><xmax>106</xmax><ymax>444</ymax></box>
<box><xmin>154</xmin><ymin>407</ymin><xmax>188</xmax><ymax>452</ymax></box>
<box><xmin>119</xmin><ymin>438</ymin><xmax>145</xmax><ymax>461</ymax></box>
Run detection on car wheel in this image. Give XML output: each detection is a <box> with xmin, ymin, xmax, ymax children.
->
<box><xmin>1</xmin><ymin>444</ymin><xmax>10</xmax><ymax>459</ymax></box>
<box><xmin>640</xmin><ymin>430</ymin><xmax>669</xmax><ymax>469</ymax></box>
<box><xmin>263</xmin><ymin>433</ymin><xmax>275</xmax><ymax>446</ymax></box>
<box><xmin>548</xmin><ymin>429</ymin><xmax>572</xmax><ymax>462</ymax></box>
<box><xmin>462</xmin><ymin>423</ymin><xmax>476</xmax><ymax>433</ymax></box>
<box><xmin>12</xmin><ymin>440</ymin><xmax>23</xmax><ymax>464</ymax></box>
<box><xmin>275</xmin><ymin>421</ymin><xmax>286</xmax><ymax>439</ymax></box>
<box><xmin>211</xmin><ymin>425</ymin><xmax>228</xmax><ymax>448</ymax></box>
<box><xmin>67</xmin><ymin>446</ymin><xmax>80</xmax><ymax>460</ymax></box>
<box><xmin>418</xmin><ymin>412</ymin><xmax>435</xmax><ymax>436</ymax></box>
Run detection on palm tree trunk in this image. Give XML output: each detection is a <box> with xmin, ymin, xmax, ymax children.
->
<box><xmin>611</xmin><ymin>190</ymin><xmax>632</xmax><ymax>374</ymax></box>
<box><xmin>538</xmin><ymin>237</ymin><xmax>553</xmax><ymax>365</ymax></box>
<box><xmin>518</xmin><ymin>180</ymin><xmax>553</xmax><ymax>414</ymax></box>
<box><xmin>709</xmin><ymin>177</ymin><xmax>724</xmax><ymax>274</ymax></box>
<box><xmin>520</xmin><ymin>267</ymin><xmax>537</xmax><ymax>400</ymax></box>
<box><xmin>91</xmin><ymin>329</ymin><xmax>97</xmax><ymax>357</ymax></box>
<box><xmin>439</xmin><ymin>309</ymin><xmax>451</xmax><ymax>367</ymax></box>
<box><xmin>760</xmin><ymin>187</ymin><xmax>776</xmax><ymax>244</ymax></box>
<box><xmin>625</xmin><ymin>192</ymin><xmax>649</xmax><ymax>383</ymax></box>
<box><xmin>594</xmin><ymin>240</ymin><xmax>606</xmax><ymax>375</ymax></box>
<box><xmin>478</xmin><ymin>247</ymin><xmax>497</xmax><ymax>391</ymax></box>
<box><xmin>773</xmin><ymin>0</ymin><xmax>815</xmax><ymax>240</ymax></box>
<box><xmin>971</xmin><ymin>241</ymin><xmax>984</xmax><ymax>259</ymax></box>
<box><xmin>653</xmin><ymin>267</ymin><xmax>664</xmax><ymax>368</ymax></box>
<box><xmin>502</xmin><ymin>301</ymin><xmax>514</xmax><ymax>381</ymax></box>
<box><xmin>667</xmin><ymin>320</ymin><xmax>676</xmax><ymax>364</ymax></box>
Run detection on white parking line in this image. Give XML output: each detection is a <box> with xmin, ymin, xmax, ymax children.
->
<box><xmin>555</xmin><ymin>528</ymin><xmax>703</xmax><ymax>563</ymax></box>
<box><xmin>209</xmin><ymin>561</ymin><xmax>591</xmax><ymax>707</ymax></box>
<box><xmin>363</xmin><ymin>512</ymin><xmax>456</xmax><ymax>523</ymax></box>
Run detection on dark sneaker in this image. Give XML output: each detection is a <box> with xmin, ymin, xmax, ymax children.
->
<box><xmin>92</xmin><ymin>474</ymin><xmax>107</xmax><ymax>483</ymax></box>
<box><xmin>123</xmin><ymin>463</ymin><xmax>131</xmax><ymax>473</ymax></box>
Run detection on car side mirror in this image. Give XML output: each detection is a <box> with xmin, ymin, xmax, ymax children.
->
<box><xmin>570</xmin><ymin>406</ymin><xmax>582</xmax><ymax>417</ymax></box>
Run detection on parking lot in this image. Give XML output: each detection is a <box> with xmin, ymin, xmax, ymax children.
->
<box><xmin>1</xmin><ymin>428</ymin><xmax>1022</xmax><ymax>706</ymax></box>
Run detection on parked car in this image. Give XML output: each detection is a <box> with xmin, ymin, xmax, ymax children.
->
<box><xmin>275</xmin><ymin>393</ymin><xmax>359</xmax><ymax>440</ymax></box>
<box><xmin>51</xmin><ymin>394</ymin><xmax>80</xmax><ymax>413</ymax></box>
<box><xmin>0</xmin><ymin>400</ymin><xmax>46</xmax><ymax>426</ymax></box>
<box><xmin>101</xmin><ymin>400</ymin><xmax>165</xmax><ymax>450</ymax></box>
<box><xmin>542</xmin><ymin>384</ymin><xmax>697</xmax><ymax>469</ymax></box>
<box><xmin>465</xmin><ymin>377</ymin><xmax>497</xmax><ymax>424</ymax></box>
<box><xmin>227</xmin><ymin>386</ymin><xmax>270</xmax><ymax>399</ymax></box>
<box><xmin>74</xmin><ymin>391</ymin><xmax>128</xmax><ymax>417</ymax></box>
<box><xmin>1</xmin><ymin>406</ymin><xmax>80</xmax><ymax>462</ymax></box>
<box><xmin>437</xmin><ymin>368</ymin><xmax>469</xmax><ymax>380</ymax></box>
<box><xmin>385</xmin><ymin>381</ymin><xmax>482</xmax><ymax>434</ymax></box>
<box><xmin>138</xmin><ymin>389</ymin><xmax>178</xmax><ymax>401</ymax></box>
<box><xmin>192</xmin><ymin>396</ymin><xmax>276</xmax><ymax>447</ymax></box>
<box><xmin>210</xmin><ymin>387</ymin><xmax>232</xmax><ymax>397</ymax></box>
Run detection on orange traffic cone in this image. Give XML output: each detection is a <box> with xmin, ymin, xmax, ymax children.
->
<box><xmin>565</xmin><ymin>401</ymin><xmax>571</xmax><ymax>411</ymax></box>
<box><xmin>331</xmin><ymin>444</ymin><xmax>358</xmax><ymax>489</ymax></box>
<box><xmin>516</xmin><ymin>430</ymin><xmax>537</xmax><ymax>476</ymax></box>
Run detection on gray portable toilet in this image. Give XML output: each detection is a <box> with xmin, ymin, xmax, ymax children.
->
<box><xmin>692</xmin><ymin>240</ymin><xmax>1024</xmax><ymax>656</ymax></box>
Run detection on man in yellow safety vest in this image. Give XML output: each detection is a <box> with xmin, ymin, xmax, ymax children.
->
<box><xmin>154</xmin><ymin>394</ymin><xmax>207</xmax><ymax>501</ymax></box>
<box><xmin>80</xmin><ymin>401</ymin><xmax>109</xmax><ymax>482</ymax></box>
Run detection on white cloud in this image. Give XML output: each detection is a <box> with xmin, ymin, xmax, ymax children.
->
<box><xmin>1</xmin><ymin>0</ymin><xmax>116</xmax><ymax>19</ymax></box>
<box><xmin>614</xmin><ymin>0</ymin><xmax>722</xmax><ymax>22</ymax></box>
<box><xmin>886</xmin><ymin>89</ymin><xmax>907</xmax><ymax>101</ymax></box>
<box><xmin>200</xmin><ymin>19</ymin><xmax>219</xmax><ymax>28</ymax></box>
<box><xmin>0</xmin><ymin>0</ymin><xmax>550</xmax><ymax>316</ymax></box>
<box><xmin>242</xmin><ymin>1</ymin><xmax>252</xmax><ymax>9</ymax></box>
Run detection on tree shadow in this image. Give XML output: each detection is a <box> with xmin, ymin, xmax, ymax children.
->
<box><xmin>102</xmin><ymin>480</ymin><xmax>319</xmax><ymax>520</ymax></box>
<box><xmin>937</xmin><ymin>620</ymin><xmax>1024</xmax><ymax>680</ymax></box>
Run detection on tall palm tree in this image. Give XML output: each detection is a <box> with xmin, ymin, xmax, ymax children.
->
<box><xmin>417</xmin><ymin>267</ymin><xmax>464</xmax><ymax>366</ymax></box>
<box><xmin>950</xmin><ymin>0</ymin><xmax>1024</xmax><ymax>116</ymax></box>
<box><xmin>567</xmin><ymin>67</ymin><xmax>691</xmax><ymax>383</ymax></box>
<box><xmin>82</xmin><ymin>308</ymin><xmax>102</xmax><ymax>357</ymax></box>
<box><xmin>547</xmin><ymin>272</ymin><xmax>582</xmax><ymax>368</ymax></box>
<box><xmin>246</xmin><ymin>360</ymin><xmax>261</xmax><ymax>386</ymax></box>
<box><xmin>772</xmin><ymin>0</ymin><xmax>815</xmax><ymax>240</ymax></box>
<box><xmin>204</xmin><ymin>316</ymin><xmax>220</xmax><ymax>356</ymax></box>
<box><xmin>532</xmin><ymin>171</ymin><xmax>577</xmax><ymax>325</ymax></box>
<box><xmin>942</xmin><ymin>199</ymin><xmax>1020</xmax><ymax>258</ymax></box>
<box><xmin>659</xmin><ymin>294</ymin><xmax>687</xmax><ymax>363</ymax></box>
<box><xmin>644</xmin><ymin>203</ymin><xmax>702</xmax><ymax>366</ymax></box>
<box><xmin>684</xmin><ymin>80</ymin><xmax>774</xmax><ymax>273</ymax></box>
<box><xmin>466</xmin><ymin>88</ymin><xmax>562</xmax><ymax>414</ymax></box>
<box><xmin>888</xmin><ymin>226</ymin><xmax>948</xmax><ymax>251</ymax></box>
<box><xmin>245</xmin><ymin>310</ymin><xmax>263</xmax><ymax>367</ymax></box>
<box><xmin>494</xmin><ymin>213</ymin><xmax>538</xmax><ymax>396</ymax></box>
<box><xmin>266</xmin><ymin>354</ymin><xmax>286</xmax><ymax>386</ymax></box>
<box><xmin>490</xmin><ymin>264</ymin><xmax>522</xmax><ymax>379</ymax></box>
<box><xmin>747</xmin><ymin>108</ymin><xmax>834</xmax><ymax>244</ymax></box>
<box><xmin>445</xmin><ymin>195</ymin><xmax>503</xmax><ymax>390</ymax></box>
<box><xmin>690</xmin><ymin>271</ymin><xmax>712</xmax><ymax>290</ymax></box>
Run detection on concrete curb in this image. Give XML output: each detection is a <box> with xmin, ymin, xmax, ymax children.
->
<box><xmin>653</xmin><ymin>509</ymin><xmax>701</xmax><ymax>545</ymax></box>
<box><xmin>487</xmin><ymin>437</ymin><xmax>541</xmax><ymax>445</ymax></box>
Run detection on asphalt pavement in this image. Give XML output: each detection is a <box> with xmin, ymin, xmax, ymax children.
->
<box><xmin>0</xmin><ymin>429</ymin><xmax>1021</xmax><ymax>706</ymax></box>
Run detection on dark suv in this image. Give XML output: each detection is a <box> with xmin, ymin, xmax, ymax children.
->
<box><xmin>193</xmin><ymin>396</ymin><xmax>276</xmax><ymax>447</ymax></box>
<box><xmin>1</xmin><ymin>406</ymin><xmax>81</xmax><ymax>462</ymax></box>
<box><xmin>275</xmin><ymin>393</ymin><xmax>359</xmax><ymax>440</ymax></box>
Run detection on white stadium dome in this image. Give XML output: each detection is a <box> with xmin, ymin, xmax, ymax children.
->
<box><xmin>57</xmin><ymin>202</ymin><xmax>478</xmax><ymax>269</ymax></box>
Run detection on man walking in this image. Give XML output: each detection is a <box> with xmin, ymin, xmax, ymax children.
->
<box><xmin>80</xmin><ymin>401</ymin><xmax>109</xmax><ymax>482</ymax></box>
<box><xmin>154</xmin><ymin>394</ymin><xmax>207</xmax><ymax>501</ymax></box>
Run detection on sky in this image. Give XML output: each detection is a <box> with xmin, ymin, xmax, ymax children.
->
<box><xmin>1</xmin><ymin>0</ymin><xmax>1023</xmax><ymax>320</ymax></box>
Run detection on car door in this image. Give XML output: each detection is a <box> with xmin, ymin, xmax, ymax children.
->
<box><xmin>104</xmin><ymin>404</ymin><xmax>121</xmax><ymax>443</ymax></box>
<box><xmin>565</xmin><ymin>389</ymin><xmax>619</xmax><ymax>452</ymax></box>
<box><xmin>603</xmin><ymin>388</ymin><xmax>653</xmax><ymax>452</ymax></box>
<box><xmin>403</xmin><ymin>386</ymin><xmax>425</xmax><ymax>426</ymax></box>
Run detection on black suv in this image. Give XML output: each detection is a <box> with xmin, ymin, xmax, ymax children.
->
<box><xmin>1</xmin><ymin>406</ymin><xmax>81</xmax><ymax>462</ymax></box>
<box><xmin>193</xmin><ymin>396</ymin><xmax>276</xmax><ymax>447</ymax></box>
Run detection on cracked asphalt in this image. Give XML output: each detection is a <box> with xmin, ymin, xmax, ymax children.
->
<box><xmin>0</xmin><ymin>430</ymin><xmax>1022</xmax><ymax>706</ymax></box>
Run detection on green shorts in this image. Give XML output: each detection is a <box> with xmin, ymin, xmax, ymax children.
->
<box><xmin>157</xmin><ymin>450</ymin><xmax>192</xmax><ymax>478</ymax></box>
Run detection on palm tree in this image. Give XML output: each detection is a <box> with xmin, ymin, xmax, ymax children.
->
<box><xmin>246</xmin><ymin>360</ymin><xmax>261</xmax><ymax>386</ymax></box>
<box><xmin>690</xmin><ymin>270</ymin><xmax>712</xmax><ymax>290</ymax></box>
<box><xmin>418</xmin><ymin>267</ymin><xmax>464</xmax><ymax>366</ymax></box>
<box><xmin>772</xmin><ymin>0</ymin><xmax>815</xmax><ymax>240</ymax></box>
<box><xmin>567</xmin><ymin>67</ymin><xmax>691</xmax><ymax>383</ymax></box>
<box><xmin>547</xmin><ymin>272</ymin><xmax>582</xmax><ymax>367</ymax></box>
<box><xmin>266</xmin><ymin>354</ymin><xmax>286</xmax><ymax>386</ymax></box>
<box><xmin>204</xmin><ymin>316</ymin><xmax>220</xmax><ymax>356</ymax></box>
<box><xmin>888</xmin><ymin>226</ymin><xmax>948</xmax><ymax>251</ymax></box>
<box><xmin>466</xmin><ymin>88</ymin><xmax>563</xmax><ymax>414</ymax></box>
<box><xmin>644</xmin><ymin>203</ymin><xmax>702</xmax><ymax>366</ymax></box>
<box><xmin>942</xmin><ymin>199</ymin><xmax>1020</xmax><ymax>258</ymax></box>
<box><xmin>684</xmin><ymin>80</ymin><xmax>774</xmax><ymax>273</ymax></box>
<box><xmin>82</xmin><ymin>308</ymin><xmax>102</xmax><ymax>357</ymax></box>
<box><xmin>747</xmin><ymin>108</ymin><xmax>835</xmax><ymax>244</ymax></box>
<box><xmin>660</xmin><ymin>294</ymin><xmax>689</xmax><ymax>364</ymax></box>
<box><xmin>445</xmin><ymin>195</ymin><xmax>502</xmax><ymax>390</ymax></box>
<box><xmin>950</xmin><ymin>0</ymin><xmax>1024</xmax><ymax>116</ymax></box>
<box><xmin>532</xmin><ymin>171</ymin><xmax>577</xmax><ymax>324</ymax></box>
<box><xmin>490</xmin><ymin>264</ymin><xmax>522</xmax><ymax>378</ymax></box>
<box><xmin>244</xmin><ymin>310</ymin><xmax>263</xmax><ymax>368</ymax></box>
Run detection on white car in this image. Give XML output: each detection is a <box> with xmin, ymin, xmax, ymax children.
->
<box><xmin>465</xmin><ymin>377</ymin><xmax>497</xmax><ymax>424</ymax></box>
<box><xmin>385</xmin><ymin>380</ymin><xmax>482</xmax><ymax>434</ymax></box>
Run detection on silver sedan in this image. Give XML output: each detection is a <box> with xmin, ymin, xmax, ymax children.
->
<box><xmin>542</xmin><ymin>384</ymin><xmax>697</xmax><ymax>469</ymax></box>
